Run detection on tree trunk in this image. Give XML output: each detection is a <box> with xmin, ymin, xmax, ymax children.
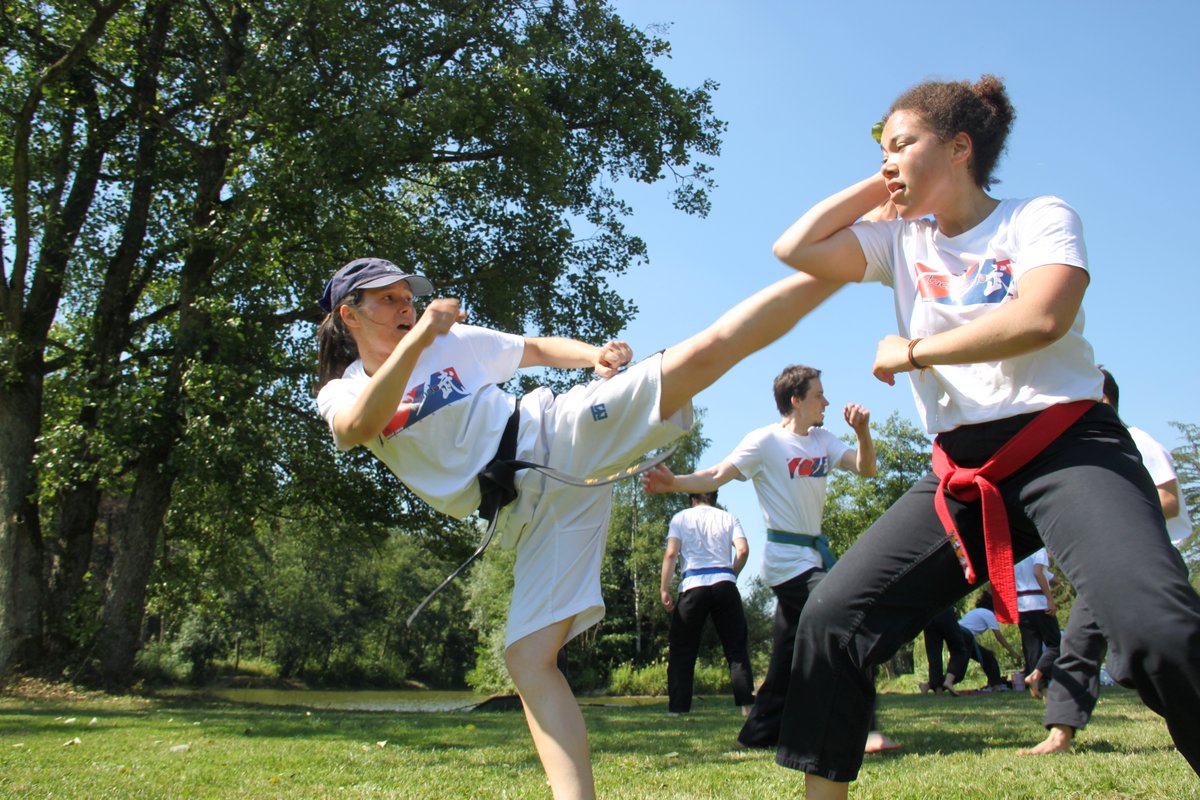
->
<box><xmin>47</xmin><ymin>1</ymin><xmax>172</xmax><ymax>666</ymax></box>
<box><xmin>44</xmin><ymin>477</ymin><xmax>100</xmax><ymax>662</ymax></box>
<box><xmin>96</xmin><ymin>455</ymin><xmax>174</xmax><ymax>688</ymax></box>
<box><xmin>92</xmin><ymin>2</ymin><xmax>249</xmax><ymax>690</ymax></box>
<box><xmin>0</xmin><ymin>378</ymin><xmax>46</xmax><ymax>678</ymax></box>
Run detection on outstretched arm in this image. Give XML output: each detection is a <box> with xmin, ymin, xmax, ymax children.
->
<box><xmin>521</xmin><ymin>337</ymin><xmax>632</xmax><ymax>378</ymax></box>
<box><xmin>333</xmin><ymin>298</ymin><xmax>466</xmax><ymax>447</ymax></box>
<box><xmin>772</xmin><ymin>174</ymin><xmax>890</xmax><ymax>282</ymax></box>
<box><xmin>992</xmin><ymin>628</ymin><xmax>1020</xmax><ymax>660</ymax></box>
<box><xmin>642</xmin><ymin>461</ymin><xmax>744</xmax><ymax>495</ymax></box>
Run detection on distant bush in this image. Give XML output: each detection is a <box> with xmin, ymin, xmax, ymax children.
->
<box><xmin>134</xmin><ymin>641</ymin><xmax>188</xmax><ymax>686</ymax></box>
<box><xmin>607</xmin><ymin>658</ymin><xmax>734</xmax><ymax>696</ymax></box>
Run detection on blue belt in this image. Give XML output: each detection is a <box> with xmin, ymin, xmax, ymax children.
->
<box><xmin>766</xmin><ymin>529</ymin><xmax>837</xmax><ymax>571</ymax></box>
<box><xmin>682</xmin><ymin>566</ymin><xmax>735</xmax><ymax>579</ymax></box>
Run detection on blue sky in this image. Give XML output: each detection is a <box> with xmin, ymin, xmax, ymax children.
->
<box><xmin>606</xmin><ymin>0</ymin><xmax>1200</xmax><ymax>583</ymax></box>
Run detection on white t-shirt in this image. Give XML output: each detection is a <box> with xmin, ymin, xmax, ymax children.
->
<box><xmin>316</xmin><ymin>325</ymin><xmax>524</xmax><ymax>519</ymax></box>
<box><xmin>668</xmin><ymin>505</ymin><xmax>747</xmax><ymax>593</ymax></box>
<box><xmin>852</xmin><ymin>196</ymin><xmax>1103</xmax><ymax>433</ymax></box>
<box><xmin>959</xmin><ymin>607</ymin><xmax>1000</xmax><ymax>636</ymax></box>
<box><xmin>725</xmin><ymin>424</ymin><xmax>850</xmax><ymax>587</ymax></box>
<box><xmin>1014</xmin><ymin>548</ymin><xmax>1051</xmax><ymax>612</ymax></box>
<box><xmin>1129</xmin><ymin>426</ymin><xmax>1194</xmax><ymax>547</ymax></box>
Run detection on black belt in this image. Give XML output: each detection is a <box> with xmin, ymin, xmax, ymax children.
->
<box><xmin>407</xmin><ymin>399</ymin><xmax>676</xmax><ymax>626</ymax></box>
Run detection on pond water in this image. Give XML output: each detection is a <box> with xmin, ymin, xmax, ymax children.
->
<box><xmin>197</xmin><ymin>688</ymin><xmax>486</xmax><ymax>712</ymax></box>
<box><xmin>182</xmin><ymin>688</ymin><xmax>663</xmax><ymax>713</ymax></box>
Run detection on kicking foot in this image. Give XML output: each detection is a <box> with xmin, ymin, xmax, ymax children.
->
<box><xmin>864</xmin><ymin>731</ymin><xmax>902</xmax><ymax>753</ymax></box>
<box><xmin>1018</xmin><ymin>726</ymin><xmax>1074</xmax><ymax>756</ymax></box>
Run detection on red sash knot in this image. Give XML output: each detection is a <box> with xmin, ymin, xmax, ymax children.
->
<box><xmin>931</xmin><ymin>400</ymin><xmax>1095</xmax><ymax>625</ymax></box>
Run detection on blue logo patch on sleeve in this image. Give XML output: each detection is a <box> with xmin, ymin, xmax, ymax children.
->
<box><xmin>591</xmin><ymin>404</ymin><xmax>608</xmax><ymax>421</ymax></box>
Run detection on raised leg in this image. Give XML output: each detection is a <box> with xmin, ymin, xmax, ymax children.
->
<box><xmin>658</xmin><ymin>273</ymin><xmax>842</xmax><ymax>419</ymax></box>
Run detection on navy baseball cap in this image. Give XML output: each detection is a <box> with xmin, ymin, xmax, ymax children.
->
<box><xmin>319</xmin><ymin>258</ymin><xmax>435</xmax><ymax>313</ymax></box>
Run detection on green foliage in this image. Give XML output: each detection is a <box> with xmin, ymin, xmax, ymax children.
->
<box><xmin>464</xmin><ymin>545</ymin><xmax>516</xmax><ymax>694</ymax></box>
<box><xmin>822</xmin><ymin>412</ymin><xmax>932</xmax><ymax>558</ymax></box>
<box><xmin>3</xmin><ymin>0</ymin><xmax>725</xmax><ymax>682</ymax></box>
<box><xmin>606</xmin><ymin>657</ymin><xmax>734</xmax><ymax>697</ymax></box>
<box><xmin>1170</xmin><ymin>421</ymin><xmax>1200</xmax><ymax>583</ymax></box>
<box><xmin>132</xmin><ymin>641</ymin><xmax>189</xmax><ymax>686</ymax></box>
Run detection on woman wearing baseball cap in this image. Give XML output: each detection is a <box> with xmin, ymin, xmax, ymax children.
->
<box><xmin>315</xmin><ymin>255</ymin><xmax>841</xmax><ymax>799</ymax></box>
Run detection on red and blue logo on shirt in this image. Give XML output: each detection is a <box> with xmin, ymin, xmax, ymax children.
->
<box><xmin>916</xmin><ymin>258</ymin><xmax>1013</xmax><ymax>305</ymax></box>
<box><xmin>787</xmin><ymin>456</ymin><xmax>830</xmax><ymax>479</ymax></box>
<box><xmin>382</xmin><ymin>366</ymin><xmax>469</xmax><ymax>438</ymax></box>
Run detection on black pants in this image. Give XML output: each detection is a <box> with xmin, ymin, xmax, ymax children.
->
<box><xmin>1043</xmin><ymin>595</ymin><xmax>1108</xmax><ymax>730</ymax></box>
<box><xmin>1018</xmin><ymin>607</ymin><xmax>1061</xmax><ymax>682</ymax></box>
<box><xmin>737</xmin><ymin>568</ymin><xmax>823</xmax><ymax>747</ymax></box>
<box><xmin>923</xmin><ymin>607</ymin><xmax>968</xmax><ymax>688</ymax></box>
<box><xmin>947</xmin><ymin>625</ymin><xmax>1004</xmax><ymax>687</ymax></box>
<box><xmin>667</xmin><ymin>580</ymin><xmax>754</xmax><ymax>713</ymax></box>
<box><xmin>738</xmin><ymin>567</ymin><xmax>878</xmax><ymax>747</ymax></box>
<box><xmin>776</xmin><ymin>404</ymin><xmax>1200</xmax><ymax>782</ymax></box>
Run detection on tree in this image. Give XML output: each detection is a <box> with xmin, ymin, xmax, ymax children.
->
<box><xmin>822</xmin><ymin>412</ymin><xmax>932</xmax><ymax>558</ymax></box>
<box><xmin>1</xmin><ymin>0</ymin><xmax>722</xmax><ymax>685</ymax></box>
<box><xmin>1170</xmin><ymin>421</ymin><xmax>1200</xmax><ymax>583</ymax></box>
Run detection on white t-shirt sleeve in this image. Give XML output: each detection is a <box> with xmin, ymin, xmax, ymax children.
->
<box><xmin>1012</xmin><ymin>196</ymin><xmax>1088</xmax><ymax>279</ymax></box>
<box><xmin>730</xmin><ymin>514</ymin><xmax>747</xmax><ymax>542</ymax></box>
<box><xmin>725</xmin><ymin>428</ymin><xmax>766</xmax><ymax>481</ymax></box>
<box><xmin>818</xmin><ymin>428</ymin><xmax>853</xmax><ymax>472</ymax></box>
<box><xmin>667</xmin><ymin>512</ymin><xmax>685</xmax><ymax>543</ymax></box>
<box><xmin>316</xmin><ymin>377</ymin><xmax>361</xmax><ymax>451</ymax></box>
<box><xmin>850</xmin><ymin>219</ymin><xmax>904</xmax><ymax>286</ymax></box>
<box><xmin>461</xmin><ymin>325</ymin><xmax>525</xmax><ymax>385</ymax></box>
<box><xmin>1130</xmin><ymin>428</ymin><xmax>1179</xmax><ymax>487</ymax></box>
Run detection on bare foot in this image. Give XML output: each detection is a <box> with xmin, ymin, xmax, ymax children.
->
<box><xmin>918</xmin><ymin>681</ymin><xmax>931</xmax><ymax>694</ymax></box>
<box><xmin>864</xmin><ymin>731</ymin><xmax>902</xmax><ymax>753</ymax></box>
<box><xmin>1024</xmin><ymin>668</ymin><xmax>1047</xmax><ymax>699</ymax></box>
<box><xmin>1018</xmin><ymin>725</ymin><xmax>1074</xmax><ymax>756</ymax></box>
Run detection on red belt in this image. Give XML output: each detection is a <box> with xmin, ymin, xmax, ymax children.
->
<box><xmin>932</xmin><ymin>400</ymin><xmax>1094</xmax><ymax>625</ymax></box>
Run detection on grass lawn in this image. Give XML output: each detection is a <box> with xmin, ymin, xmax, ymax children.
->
<box><xmin>1</xmin><ymin>682</ymin><xmax>1195</xmax><ymax>799</ymax></box>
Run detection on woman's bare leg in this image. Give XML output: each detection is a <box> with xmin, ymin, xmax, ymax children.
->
<box><xmin>659</xmin><ymin>273</ymin><xmax>843</xmax><ymax>419</ymax></box>
<box><xmin>505</xmin><ymin>618</ymin><xmax>595</xmax><ymax>800</ymax></box>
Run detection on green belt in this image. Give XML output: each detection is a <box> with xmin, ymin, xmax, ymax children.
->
<box><xmin>766</xmin><ymin>529</ymin><xmax>837</xmax><ymax>571</ymax></box>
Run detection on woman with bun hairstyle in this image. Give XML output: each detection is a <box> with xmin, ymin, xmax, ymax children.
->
<box><xmin>770</xmin><ymin>76</ymin><xmax>1200</xmax><ymax>798</ymax></box>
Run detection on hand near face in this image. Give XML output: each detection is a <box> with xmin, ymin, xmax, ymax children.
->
<box><xmin>413</xmin><ymin>298</ymin><xmax>466</xmax><ymax>342</ymax></box>
<box><xmin>861</xmin><ymin>198</ymin><xmax>898</xmax><ymax>223</ymax></box>
<box><xmin>595</xmin><ymin>340</ymin><xmax>632</xmax><ymax>378</ymax></box>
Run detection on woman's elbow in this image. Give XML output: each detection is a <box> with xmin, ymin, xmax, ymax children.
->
<box><xmin>1026</xmin><ymin>310</ymin><xmax>1075</xmax><ymax>345</ymax></box>
<box><xmin>772</xmin><ymin>238</ymin><xmax>809</xmax><ymax>270</ymax></box>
